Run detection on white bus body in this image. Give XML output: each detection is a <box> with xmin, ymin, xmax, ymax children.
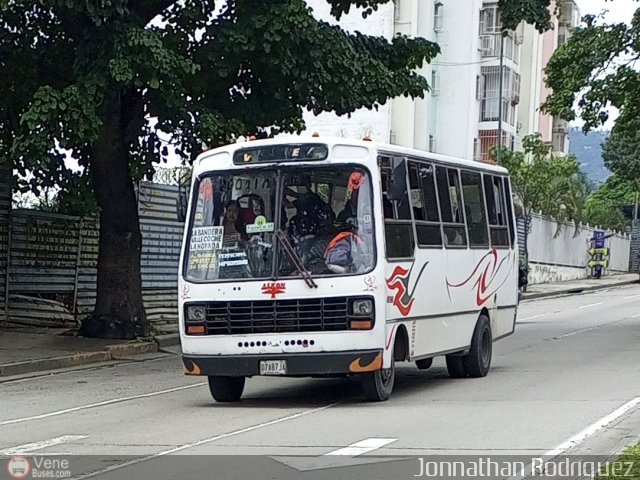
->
<box><xmin>179</xmin><ymin>136</ymin><xmax>519</xmax><ymax>402</ymax></box>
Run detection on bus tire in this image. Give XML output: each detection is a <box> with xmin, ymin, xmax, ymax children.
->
<box><xmin>361</xmin><ymin>355</ymin><xmax>395</xmax><ymax>402</ymax></box>
<box><xmin>208</xmin><ymin>376</ymin><xmax>245</xmax><ymax>402</ymax></box>
<box><xmin>446</xmin><ymin>355</ymin><xmax>467</xmax><ymax>378</ymax></box>
<box><xmin>415</xmin><ymin>358</ymin><xmax>433</xmax><ymax>370</ymax></box>
<box><xmin>463</xmin><ymin>314</ymin><xmax>492</xmax><ymax>378</ymax></box>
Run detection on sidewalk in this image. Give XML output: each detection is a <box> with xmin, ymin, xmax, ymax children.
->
<box><xmin>1</xmin><ymin>273</ymin><xmax>638</xmax><ymax>379</ymax></box>
<box><xmin>0</xmin><ymin>328</ymin><xmax>168</xmax><ymax>378</ymax></box>
<box><xmin>522</xmin><ymin>273</ymin><xmax>639</xmax><ymax>300</ymax></box>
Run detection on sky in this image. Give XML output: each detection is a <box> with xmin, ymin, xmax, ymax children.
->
<box><xmin>576</xmin><ymin>0</ymin><xmax>637</xmax><ymax>23</ymax></box>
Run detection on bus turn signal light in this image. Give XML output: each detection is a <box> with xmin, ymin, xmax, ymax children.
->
<box><xmin>187</xmin><ymin>325</ymin><xmax>206</xmax><ymax>335</ymax></box>
<box><xmin>350</xmin><ymin>320</ymin><xmax>373</xmax><ymax>330</ymax></box>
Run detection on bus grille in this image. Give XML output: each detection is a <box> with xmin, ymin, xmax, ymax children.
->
<box><xmin>201</xmin><ymin>297</ymin><xmax>351</xmax><ymax>335</ymax></box>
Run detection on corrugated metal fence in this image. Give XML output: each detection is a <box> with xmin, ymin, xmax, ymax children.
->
<box><xmin>2</xmin><ymin>182</ymin><xmax>184</xmax><ymax>330</ymax></box>
<box><xmin>0</xmin><ymin>168</ymin><xmax>10</xmax><ymax>320</ymax></box>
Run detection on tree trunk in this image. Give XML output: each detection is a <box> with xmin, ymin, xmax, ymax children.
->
<box><xmin>80</xmin><ymin>88</ymin><xmax>148</xmax><ymax>339</ymax></box>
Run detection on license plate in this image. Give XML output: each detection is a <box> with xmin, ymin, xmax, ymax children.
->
<box><xmin>260</xmin><ymin>360</ymin><xmax>287</xmax><ymax>376</ymax></box>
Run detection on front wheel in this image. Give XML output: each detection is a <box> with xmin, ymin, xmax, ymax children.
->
<box><xmin>361</xmin><ymin>356</ymin><xmax>395</xmax><ymax>402</ymax></box>
<box><xmin>208</xmin><ymin>376</ymin><xmax>245</xmax><ymax>402</ymax></box>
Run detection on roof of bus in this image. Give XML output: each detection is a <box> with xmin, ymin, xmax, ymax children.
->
<box><xmin>197</xmin><ymin>135</ymin><xmax>510</xmax><ymax>175</ymax></box>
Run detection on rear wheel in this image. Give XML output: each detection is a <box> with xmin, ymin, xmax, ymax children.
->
<box><xmin>415</xmin><ymin>358</ymin><xmax>433</xmax><ymax>370</ymax></box>
<box><xmin>463</xmin><ymin>315</ymin><xmax>492</xmax><ymax>377</ymax></box>
<box><xmin>208</xmin><ymin>376</ymin><xmax>245</xmax><ymax>402</ymax></box>
<box><xmin>361</xmin><ymin>355</ymin><xmax>395</xmax><ymax>402</ymax></box>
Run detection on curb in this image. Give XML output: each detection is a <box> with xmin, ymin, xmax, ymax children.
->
<box><xmin>155</xmin><ymin>333</ymin><xmax>180</xmax><ymax>348</ymax></box>
<box><xmin>522</xmin><ymin>279</ymin><xmax>639</xmax><ymax>301</ymax></box>
<box><xmin>0</xmin><ymin>340</ymin><xmax>166</xmax><ymax>378</ymax></box>
<box><xmin>0</xmin><ymin>351</ymin><xmax>113</xmax><ymax>377</ymax></box>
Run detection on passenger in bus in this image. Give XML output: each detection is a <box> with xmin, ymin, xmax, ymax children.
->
<box><xmin>221</xmin><ymin>200</ymin><xmax>248</xmax><ymax>242</ymax></box>
<box><xmin>337</xmin><ymin>172</ymin><xmax>366</xmax><ymax>224</ymax></box>
<box><xmin>286</xmin><ymin>175</ymin><xmax>334</xmax><ymax>238</ymax></box>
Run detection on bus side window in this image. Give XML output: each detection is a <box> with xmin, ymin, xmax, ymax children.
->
<box><xmin>436</xmin><ymin>166</ymin><xmax>467</xmax><ymax>247</ymax></box>
<box><xmin>503</xmin><ymin>177</ymin><xmax>516</xmax><ymax>247</ymax></box>
<box><xmin>410</xmin><ymin>161</ymin><xmax>442</xmax><ymax>247</ymax></box>
<box><xmin>484</xmin><ymin>174</ymin><xmax>510</xmax><ymax>247</ymax></box>
<box><xmin>381</xmin><ymin>159</ymin><xmax>415</xmax><ymax>259</ymax></box>
<box><xmin>461</xmin><ymin>170</ymin><xmax>489</xmax><ymax>247</ymax></box>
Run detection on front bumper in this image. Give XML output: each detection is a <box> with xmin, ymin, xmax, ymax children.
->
<box><xmin>182</xmin><ymin>349</ymin><xmax>382</xmax><ymax>377</ymax></box>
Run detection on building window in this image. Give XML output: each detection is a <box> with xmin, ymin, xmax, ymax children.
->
<box><xmin>431</xmin><ymin>70</ymin><xmax>440</xmax><ymax>96</ymax></box>
<box><xmin>479</xmin><ymin>66</ymin><xmax>520</xmax><ymax>125</ymax></box>
<box><xmin>429</xmin><ymin>135</ymin><xmax>437</xmax><ymax>153</ymax></box>
<box><xmin>434</xmin><ymin>2</ymin><xmax>444</xmax><ymax>32</ymax></box>
<box><xmin>479</xmin><ymin>3</ymin><xmax>500</xmax><ymax>34</ymax></box>
<box><xmin>478</xmin><ymin>130</ymin><xmax>515</xmax><ymax>163</ymax></box>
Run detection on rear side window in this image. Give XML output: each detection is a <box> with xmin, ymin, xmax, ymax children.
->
<box><xmin>436</xmin><ymin>166</ymin><xmax>466</xmax><ymax>247</ymax></box>
<box><xmin>461</xmin><ymin>170</ymin><xmax>489</xmax><ymax>247</ymax></box>
<box><xmin>484</xmin><ymin>174</ymin><xmax>510</xmax><ymax>247</ymax></box>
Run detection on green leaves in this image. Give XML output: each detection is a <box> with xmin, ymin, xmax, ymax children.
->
<box><xmin>492</xmin><ymin>134</ymin><xmax>589</xmax><ymax>231</ymax></box>
<box><xmin>1</xmin><ymin>0</ymin><xmax>441</xmax><ymax>201</ymax></box>
<box><xmin>544</xmin><ymin>5</ymin><xmax>640</xmax><ymax>134</ymax></box>
<box><xmin>498</xmin><ymin>0</ymin><xmax>553</xmax><ymax>33</ymax></box>
<box><xmin>584</xmin><ymin>175</ymin><xmax>637</xmax><ymax>231</ymax></box>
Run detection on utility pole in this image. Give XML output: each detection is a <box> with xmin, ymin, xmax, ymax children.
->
<box><xmin>497</xmin><ymin>30</ymin><xmax>505</xmax><ymax>164</ymax></box>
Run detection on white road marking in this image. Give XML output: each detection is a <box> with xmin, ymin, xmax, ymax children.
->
<box><xmin>0</xmin><ymin>383</ymin><xmax>207</xmax><ymax>427</ymax></box>
<box><xmin>0</xmin><ymin>435</ymin><xmax>88</xmax><ymax>455</ymax></box>
<box><xmin>70</xmin><ymin>403</ymin><xmax>339</xmax><ymax>480</ymax></box>
<box><xmin>518</xmin><ymin>313</ymin><xmax>548</xmax><ymax>321</ymax></box>
<box><xmin>544</xmin><ymin>396</ymin><xmax>640</xmax><ymax>457</ymax></box>
<box><xmin>508</xmin><ymin>396</ymin><xmax>640</xmax><ymax>480</ymax></box>
<box><xmin>624</xmin><ymin>294</ymin><xmax>640</xmax><ymax>299</ymax></box>
<box><xmin>324</xmin><ymin>438</ymin><xmax>398</xmax><ymax>456</ymax></box>
<box><xmin>579</xmin><ymin>302</ymin><xmax>604</xmax><ymax>309</ymax></box>
<box><xmin>632</xmin><ymin>313</ymin><xmax>640</xmax><ymax>318</ymax></box>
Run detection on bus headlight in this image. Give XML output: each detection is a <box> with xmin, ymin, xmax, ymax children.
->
<box><xmin>352</xmin><ymin>299</ymin><xmax>373</xmax><ymax>316</ymax></box>
<box><xmin>186</xmin><ymin>305</ymin><xmax>206</xmax><ymax>322</ymax></box>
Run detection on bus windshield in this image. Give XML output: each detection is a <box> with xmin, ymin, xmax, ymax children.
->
<box><xmin>185</xmin><ymin>165</ymin><xmax>376</xmax><ymax>282</ymax></box>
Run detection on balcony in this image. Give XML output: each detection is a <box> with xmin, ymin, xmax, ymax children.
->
<box><xmin>559</xmin><ymin>0</ymin><xmax>580</xmax><ymax>28</ymax></box>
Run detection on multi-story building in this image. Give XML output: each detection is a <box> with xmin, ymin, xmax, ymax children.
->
<box><xmin>518</xmin><ymin>0</ymin><xmax>579</xmax><ymax>155</ymax></box>
<box><xmin>301</xmin><ymin>0</ymin><xmax>568</xmax><ymax>162</ymax></box>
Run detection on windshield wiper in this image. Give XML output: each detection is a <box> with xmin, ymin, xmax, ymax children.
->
<box><xmin>276</xmin><ymin>229</ymin><xmax>318</xmax><ymax>289</ymax></box>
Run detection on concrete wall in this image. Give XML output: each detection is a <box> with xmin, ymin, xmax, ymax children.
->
<box><xmin>526</xmin><ymin>213</ymin><xmax>631</xmax><ymax>284</ymax></box>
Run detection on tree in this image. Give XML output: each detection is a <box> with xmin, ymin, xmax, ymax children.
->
<box><xmin>543</xmin><ymin>3</ymin><xmax>640</xmax><ymax>186</ymax></box>
<box><xmin>584</xmin><ymin>175</ymin><xmax>638</xmax><ymax>231</ymax></box>
<box><xmin>491</xmin><ymin>134</ymin><xmax>589</xmax><ymax>261</ymax></box>
<box><xmin>0</xmin><ymin>1</ymin><xmax>441</xmax><ymax>338</ymax></box>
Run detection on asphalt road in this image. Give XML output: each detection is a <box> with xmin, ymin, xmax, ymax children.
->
<box><xmin>1</xmin><ymin>285</ymin><xmax>639</xmax><ymax>479</ymax></box>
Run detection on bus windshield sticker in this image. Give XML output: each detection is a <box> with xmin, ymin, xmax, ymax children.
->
<box><xmin>219</xmin><ymin>252</ymin><xmax>249</xmax><ymax>267</ymax></box>
<box><xmin>190</xmin><ymin>226</ymin><xmax>224</xmax><ymax>251</ymax></box>
<box><xmin>189</xmin><ymin>252</ymin><xmax>217</xmax><ymax>271</ymax></box>
<box><xmin>246</xmin><ymin>215</ymin><xmax>275</xmax><ymax>234</ymax></box>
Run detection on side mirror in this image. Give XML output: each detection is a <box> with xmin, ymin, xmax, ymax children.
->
<box><xmin>387</xmin><ymin>157</ymin><xmax>408</xmax><ymax>202</ymax></box>
<box><xmin>177</xmin><ymin>189</ymin><xmax>188</xmax><ymax>223</ymax></box>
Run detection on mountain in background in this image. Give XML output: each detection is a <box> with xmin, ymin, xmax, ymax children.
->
<box><xmin>568</xmin><ymin>127</ymin><xmax>611</xmax><ymax>188</ymax></box>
